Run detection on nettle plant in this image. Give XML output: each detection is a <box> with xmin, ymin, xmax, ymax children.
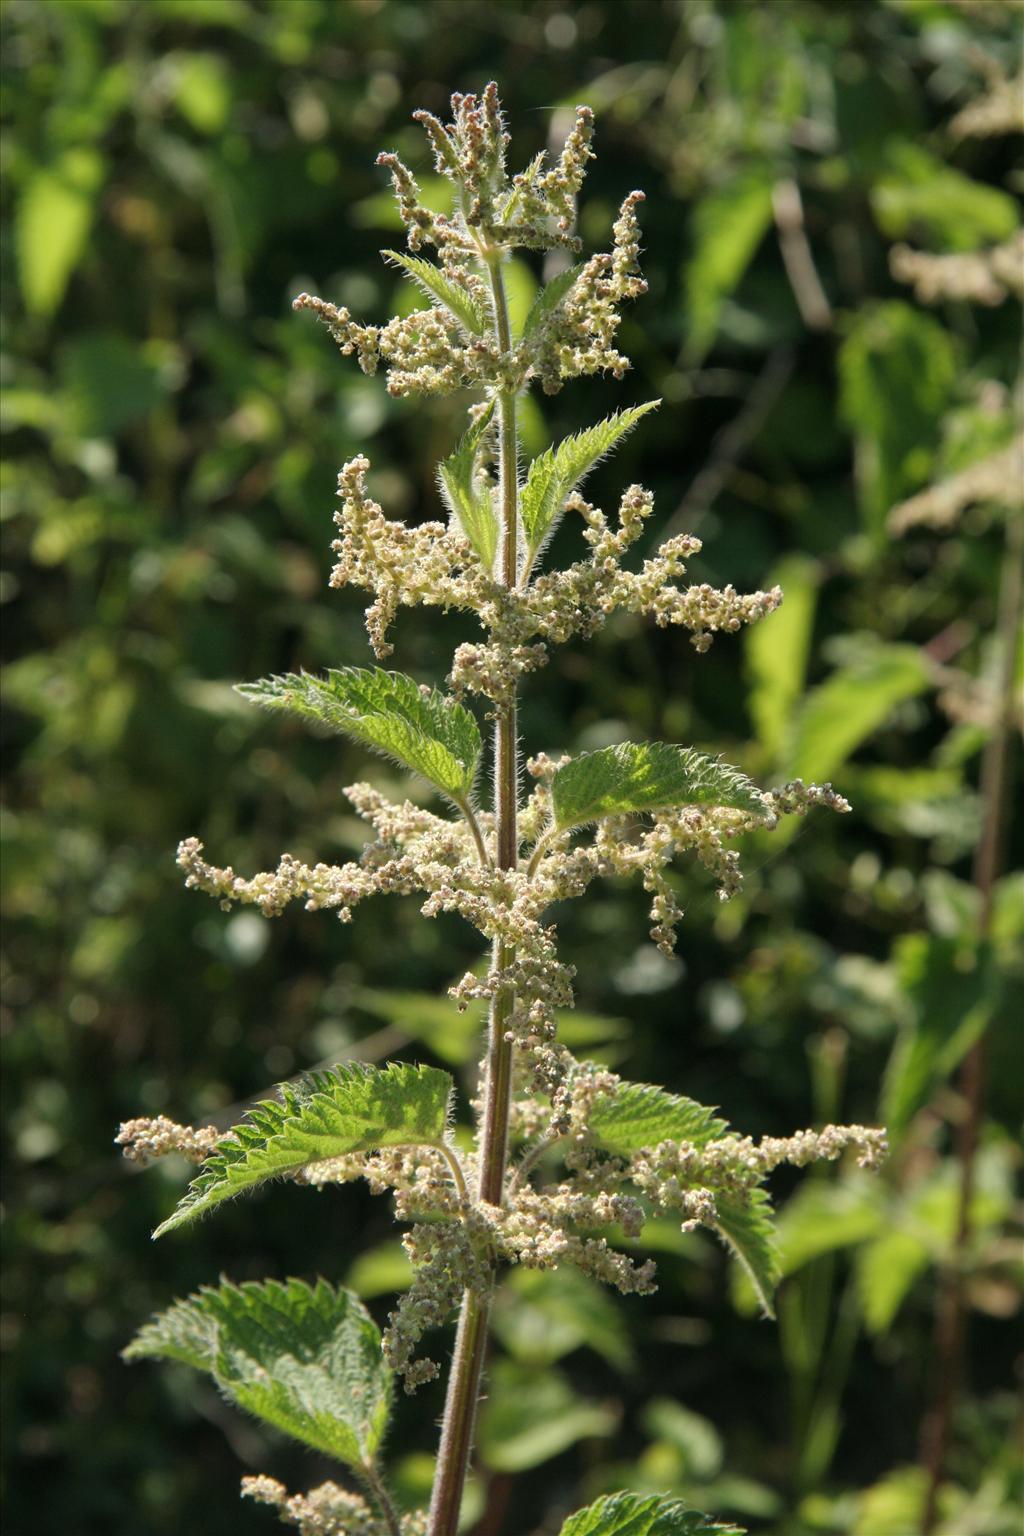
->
<box><xmin>119</xmin><ymin>88</ymin><xmax>886</xmax><ymax>1536</ymax></box>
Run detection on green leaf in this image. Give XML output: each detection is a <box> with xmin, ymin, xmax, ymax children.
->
<box><xmin>437</xmin><ymin>401</ymin><xmax>498</xmax><ymax>569</ymax></box>
<box><xmin>587</xmin><ymin>1079</ymin><xmax>728</xmax><ymax>1156</ymax></box>
<box><xmin>124</xmin><ymin>1277</ymin><xmax>391</xmax><ymax>1469</ymax></box>
<box><xmin>559</xmin><ymin>1491</ymin><xmax>745</xmax><ymax>1535</ymax></box>
<box><xmin>787</xmin><ymin>644</ymin><xmax>930</xmax><ymax>784</ymax></box>
<box><xmin>383</xmin><ymin>250</ymin><xmax>487</xmax><ymax>335</ymax></box>
<box><xmin>643</xmin><ymin>1399</ymin><xmax>723</xmax><ymax>1480</ymax></box>
<box><xmin>745</xmin><ymin>555</ymin><xmax>818</xmax><ymax>762</ymax></box>
<box><xmin>551</xmin><ymin>742</ymin><xmax>766</xmax><ymax>832</ymax></box>
<box><xmin>871</xmin><ymin>142</ymin><xmax>1019</xmax><ymax>254</ymax></box>
<box><xmin>521</xmin><ymin>262</ymin><xmax>585</xmax><ymax>338</ymax></box>
<box><xmin>236</xmin><ymin>667</ymin><xmax>482</xmax><ymax>803</ymax></box>
<box><xmin>731</xmin><ymin>1178</ymin><xmax>884</xmax><ymax>1313</ymax></box>
<box><xmin>154</xmin><ymin>1061</ymin><xmax>453</xmax><ymax>1237</ymax></box>
<box><xmin>880</xmin><ymin>934</ymin><xmax>997</xmax><ymax>1136</ymax></box>
<box><xmin>17</xmin><ymin>147</ymin><xmax>104</xmax><ymax>318</ymax></box>
<box><xmin>856</xmin><ymin>1229</ymin><xmax>930</xmax><ymax>1335</ymax></box>
<box><xmin>712</xmin><ymin>1187</ymin><xmax>780</xmax><ymax>1321</ymax></box>
<box><xmin>492</xmin><ymin>1266</ymin><xmax>635</xmax><ymax>1371</ymax></box>
<box><xmin>685</xmin><ymin>169</ymin><xmax>774</xmax><ymax>362</ymax></box>
<box><xmin>838</xmin><ymin>302</ymin><xmax>957</xmax><ymax>539</ymax></box>
<box><xmin>520</xmin><ymin>401</ymin><xmax>660</xmax><ymax>570</ymax></box>
<box><xmin>478</xmin><ymin>1360</ymin><xmax>617</xmax><ymax>1473</ymax></box>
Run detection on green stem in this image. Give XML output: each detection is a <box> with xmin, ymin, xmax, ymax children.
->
<box><xmin>427</xmin><ymin>253</ymin><xmax>520</xmax><ymax>1536</ymax></box>
<box><xmin>361</xmin><ymin>1460</ymin><xmax>402</xmax><ymax>1536</ymax></box>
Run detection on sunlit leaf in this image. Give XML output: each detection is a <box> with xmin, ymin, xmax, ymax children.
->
<box><xmin>712</xmin><ymin>1187</ymin><xmax>780</xmax><ymax>1320</ymax></box>
<box><xmin>745</xmin><ymin>555</ymin><xmax>818</xmax><ymax>761</ymax></box>
<box><xmin>154</xmin><ymin>1061</ymin><xmax>453</xmax><ymax>1236</ymax></box>
<box><xmin>124</xmin><ymin>1277</ymin><xmax>391</xmax><ymax>1468</ymax></box>
<box><xmin>17</xmin><ymin>148</ymin><xmax>104</xmax><ymax>318</ymax></box>
<box><xmin>437</xmin><ymin>401</ymin><xmax>498</xmax><ymax>568</ymax></box>
<box><xmin>787</xmin><ymin>644</ymin><xmax>930</xmax><ymax>784</ymax></box>
<box><xmin>520</xmin><ymin>401</ymin><xmax>660</xmax><ymax>570</ymax></box>
<box><xmin>856</xmin><ymin>1229</ymin><xmax>930</xmax><ymax>1335</ymax></box>
<box><xmin>237</xmin><ymin>667</ymin><xmax>482</xmax><ymax>803</ymax></box>
<box><xmin>559</xmin><ymin>1491</ymin><xmax>745</xmax><ymax>1535</ymax></box>
<box><xmin>587</xmin><ymin>1079</ymin><xmax>728</xmax><ymax>1155</ymax></box>
<box><xmin>383</xmin><ymin>250</ymin><xmax>487</xmax><ymax>335</ymax></box>
<box><xmin>551</xmin><ymin>742</ymin><xmax>766</xmax><ymax>831</ymax></box>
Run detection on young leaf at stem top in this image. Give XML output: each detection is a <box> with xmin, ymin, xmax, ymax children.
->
<box><xmin>382</xmin><ymin>249</ymin><xmax>487</xmax><ymax>335</ymax></box>
<box><xmin>153</xmin><ymin>1061</ymin><xmax>454</xmax><ymax>1237</ymax></box>
<box><xmin>236</xmin><ymin>666</ymin><xmax>482</xmax><ymax>806</ymax></box>
<box><xmin>550</xmin><ymin>741</ymin><xmax>767</xmax><ymax>832</ymax></box>
<box><xmin>521</xmin><ymin>261</ymin><xmax>586</xmax><ymax>340</ymax></box>
<box><xmin>519</xmin><ymin>399</ymin><xmax>660</xmax><ymax>576</ymax></box>
<box><xmin>559</xmin><ymin>1490</ymin><xmax>745</xmax><ymax>1535</ymax></box>
<box><xmin>125</xmin><ymin>1277</ymin><xmax>393</xmax><ymax>1471</ymax></box>
<box><xmin>437</xmin><ymin>399</ymin><xmax>499</xmax><ymax>569</ymax></box>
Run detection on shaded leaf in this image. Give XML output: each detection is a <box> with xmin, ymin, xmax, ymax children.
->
<box><xmin>559</xmin><ymin>1490</ymin><xmax>745</xmax><ymax>1535</ymax></box>
<box><xmin>745</xmin><ymin>554</ymin><xmax>818</xmax><ymax>761</ymax></box>
<box><xmin>125</xmin><ymin>1277</ymin><xmax>391</xmax><ymax>1469</ymax></box>
<box><xmin>437</xmin><ymin>400</ymin><xmax>498</xmax><ymax>568</ymax></box>
<box><xmin>154</xmin><ymin>1061</ymin><xmax>453</xmax><ymax>1237</ymax></box>
<box><xmin>383</xmin><ymin>250</ymin><xmax>486</xmax><ymax>335</ymax></box>
<box><xmin>492</xmin><ymin>1266</ymin><xmax>635</xmax><ymax>1371</ymax></box>
<box><xmin>871</xmin><ymin>142</ymin><xmax>1019</xmax><ymax>253</ymax></box>
<box><xmin>478</xmin><ymin>1360</ymin><xmax>617</xmax><ymax>1473</ymax></box>
<box><xmin>236</xmin><ymin>667</ymin><xmax>482</xmax><ymax>803</ymax></box>
<box><xmin>551</xmin><ymin>742</ymin><xmax>766</xmax><ymax>831</ymax></box>
<box><xmin>520</xmin><ymin>401</ymin><xmax>660</xmax><ymax>570</ymax></box>
<box><xmin>685</xmin><ymin>170</ymin><xmax>774</xmax><ymax>361</ymax></box>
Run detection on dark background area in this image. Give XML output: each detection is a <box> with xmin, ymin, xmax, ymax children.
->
<box><xmin>2</xmin><ymin>2</ymin><xmax>1021</xmax><ymax>1533</ymax></box>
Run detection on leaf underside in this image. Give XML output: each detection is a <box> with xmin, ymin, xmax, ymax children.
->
<box><xmin>559</xmin><ymin>1490</ymin><xmax>746</xmax><ymax>1535</ymax></box>
<box><xmin>551</xmin><ymin>741</ymin><xmax>767</xmax><ymax>831</ymax></box>
<box><xmin>236</xmin><ymin>666</ymin><xmax>482</xmax><ymax>802</ymax></box>
<box><xmin>712</xmin><ymin>1186</ymin><xmax>780</xmax><ymax>1320</ymax></box>
<box><xmin>124</xmin><ymin>1276</ymin><xmax>392</xmax><ymax>1469</ymax></box>
<box><xmin>154</xmin><ymin>1061</ymin><xmax>453</xmax><ymax>1237</ymax></box>
<box><xmin>520</xmin><ymin>400</ymin><xmax>660</xmax><ymax>567</ymax></box>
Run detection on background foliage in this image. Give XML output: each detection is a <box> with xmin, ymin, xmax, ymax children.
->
<box><xmin>2</xmin><ymin>2</ymin><xmax>1021</xmax><ymax>1533</ymax></box>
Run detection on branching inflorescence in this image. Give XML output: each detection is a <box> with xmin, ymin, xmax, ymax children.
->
<box><xmin>121</xmin><ymin>87</ymin><xmax>885</xmax><ymax>1536</ymax></box>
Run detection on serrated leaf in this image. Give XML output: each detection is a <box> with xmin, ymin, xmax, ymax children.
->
<box><xmin>521</xmin><ymin>262</ymin><xmax>586</xmax><ymax>339</ymax></box>
<box><xmin>551</xmin><ymin>742</ymin><xmax>766</xmax><ymax>832</ymax></box>
<box><xmin>125</xmin><ymin>1277</ymin><xmax>391</xmax><ymax>1468</ymax></box>
<box><xmin>383</xmin><ymin>250</ymin><xmax>486</xmax><ymax>335</ymax></box>
<box><xmin>236</xmin><ymin>667</ymin><xmax>482</xmax><ymax>804</ymax></box>
<box><xmin>520</xmin><ymin>401</ymin><xmax>660</xmax><ymax>571</ymax></box>
<box><xmin>154</xmin><ymin>1061</ymin><xmax>453</xmax><ymax>1237</ymax></box>
<box><xmin>559</xmin><ymin>1491</ymin><xmax>745</xmax><ymax>1535</ymax></box>
<box><xmin>588</xmin><ymin>1079</ymin><xmax>729</xmax><ymax>1155</ymax></box>
<box><xmin>437</xmin><ymin>401</ymin><xmax>498</xmax><ymax>568</ymax></box>
<box><xmin>711</xmin><ymin>1187</ymin><xmax>780</xmax><ymax>1321</ymax></box>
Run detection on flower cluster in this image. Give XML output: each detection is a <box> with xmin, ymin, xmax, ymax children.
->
<box><xmin>115</xmin><ymin>1116</ymin><xmax>222</xmax><ymax>1165</ymax></box>
<box><xmin>241</xmin><ymin>1476</ymin><xmax>427</xmax><ymax>1536</ymax></box>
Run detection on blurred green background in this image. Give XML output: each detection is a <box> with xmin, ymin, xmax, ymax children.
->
<box><xmin>2</xmin><ymin>1</ymin><xmax>1021</xmax><ymax>1533</ymax></box>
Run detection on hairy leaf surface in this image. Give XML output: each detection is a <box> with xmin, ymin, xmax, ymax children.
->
<box><xmin>154</xmin><ymin>1062</ymin><xmax>453</xmax><ymax>1237</ymax></box>
<box><xmin>383</xmin><ymin>249</ymin><xmax>487</xmax><ymax>334</ymax></box>
<box><xmin>237</xmin><ymin>667</ymin><xmax>482</xmax><ymax>802</ymax></box>
<box><xmin>712</xmin><ymin>1187</ymin><xmax>780</xmax><ymax>1320</ymax></box>
<box><xmin>588</xmin><ymin>1079</ymin><xmax>728</xmax><ymax>1154</ymax></box>
<box><xmin>559</xmin><ymin>1491</ymin><xmax>745</xmax><ymax>1535</ymax></box>
<box><xmin>520</xmin><ymin>400</ymin><xmax>660</xmax><ymax>569</ymax></box>
<box><xmin>125</xmin><ymin>1277</ymin><xmax>391</xmax><ymax>1467</ymax></box>
<box><xmin>551</xmin><ymin>742</ymin><xmax>766</xmax><ymax>831</ymax></box>
<box><xmin>437</xmin><ymin>400</ymin><xmax>498</xmax><ymax>568</ymax></box>
<box><xmin>521</xmin><ymin>262</ymin><xmax>586</xmax><ymax>338</ymax></box>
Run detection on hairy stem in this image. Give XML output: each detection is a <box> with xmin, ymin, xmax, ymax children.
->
<box><xmin>427</xmin><ymin>253</ymin><xmax>520</xmax><ymax>1536</ymax></box>
<box><xmin>919</xmin><ymin>507</ymin><xmax>1022</xmax><ymax>1534</ymax></box>
<box><xmin>361</xmin><ymin>1462</ymin><xmax>402</xmax><ymax>1536</ymax></box>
